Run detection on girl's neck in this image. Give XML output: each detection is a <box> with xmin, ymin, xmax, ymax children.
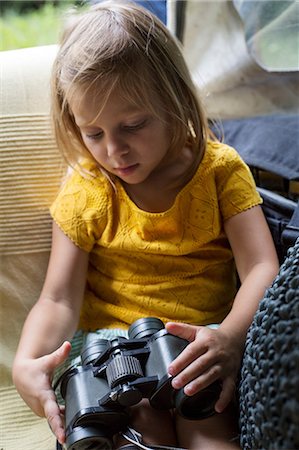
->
<box><xmin>122</xmin><ymin>146</ymin><xmax>203</xmax><ymax>213</ymax></box>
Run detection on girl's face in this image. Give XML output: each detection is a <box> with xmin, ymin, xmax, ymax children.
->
<box><xmin>71</xmin><ymin>88</ymin><xmax>171</xmax><ymax>185</ymax></box>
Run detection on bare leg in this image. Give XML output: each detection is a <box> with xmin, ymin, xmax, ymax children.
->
<box><xmin>114</xmin><ymin>399</ymin><xmax>178</xmax><ymax>449</ymax></box>
<box><xmin>176</xmin><ymin>403</ymin><xmax>240</xmax><ymax>450</ymax></box>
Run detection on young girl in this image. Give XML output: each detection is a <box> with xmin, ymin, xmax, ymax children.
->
<box><xmin>12</xmin><ymin>2</ymin><xmax>279</xmax><ymax>449</ymax></box>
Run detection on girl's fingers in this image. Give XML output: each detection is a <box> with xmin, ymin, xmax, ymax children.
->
<box><xmin>173</xmin><ymin>361</ymin><xmax>222</xmax><ymax>395</ymax></box>
<box><xmin>166</xmin><ymin>323</ymin><xmax>207</xmax><ymax>375</ymax></box>
<box><xmin>38</xmin><ymin>343</ymin><xmax>71</xmax><ymax>443</ymax></box>
<box><xmin>43</xmin><ymin>391</ymin><xmax>66</xmax><ymax>444</ymax></box>
<box><xmin>166</xmin><ymin>324</ymin><xmax>237</xmax><ymax>408</ymax></box>
<box><xmin>214</xmin><ymin>377</ymin><xmax>236</xmax><ymax>413</ymax></box>
<box><xmin>169</xmin><ymin>342</ymin><xmax>208</xmax><ymax>376</ymax></box>
<box><xmin>171</xmin><ymin>348</ymin><xmax>214</xmax><ymax>385</ymax></box>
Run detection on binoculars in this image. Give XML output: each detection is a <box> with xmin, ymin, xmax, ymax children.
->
<box><xmin>57</xmin><ymin>317</ymin><xmax>221</xmax><ymax>449</ymax></box>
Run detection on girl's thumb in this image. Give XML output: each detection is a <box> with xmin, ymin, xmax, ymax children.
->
<box><xmin>47</xmin><ymin>341</ymin><xmax>72</xmax><ymax>370</ymax></box>
<box><xmin>165</xmin><ymin>322</ymin><xmax>198</xmax><ymax>342</ymax></box>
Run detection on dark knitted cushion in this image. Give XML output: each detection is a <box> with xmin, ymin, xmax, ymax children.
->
<box><xmin>239</xmin><ymin>238</ymin><xmax>299</xmax><ymax>450</ymax></box>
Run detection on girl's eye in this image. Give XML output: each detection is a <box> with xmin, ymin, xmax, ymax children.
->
<box><xmin>123</xmin><ymin>119</ymin><xmax>147</xmax><ymax>132</ymax></box>
<box><xmin>85</xmin><ymin>131</ymin><xmax>103</xmax><ymax>140</ymax></box>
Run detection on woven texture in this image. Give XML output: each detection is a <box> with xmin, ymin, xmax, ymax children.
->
<box><xmin>239</xmin><ymin>238</ymin><xmax>299</xmax><ymax>450</ymax></box>
<box><xmin>0</xmin><ymin>385</ymin><xmax>56</xmax><ymax>450</ymax></box>
<box><xmin>0</xmin><ymin>114</ymin><xmax>65</xmax><ymax>255</ymax></box>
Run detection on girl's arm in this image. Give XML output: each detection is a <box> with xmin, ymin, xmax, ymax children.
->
<box><xmin>220</xmin><ymin>204</ymin><xmax>279</xmax><ymax>345</ymax></box>
<box><xmin>13</xmin><ymin>222</ymin><xmax>89</xmax><ymax>444</ymax></box>
<box><xmin>215</xmin><ymin>204</ymin><xmax>279</xmax><ymax>409</ymax></box>
<box><xmin>167</xmin><ymin>205</ymin><xmax>279</xmax><ymax>412</ymax></box>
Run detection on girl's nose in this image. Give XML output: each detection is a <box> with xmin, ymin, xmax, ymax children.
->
<box><xmin>106</xmin><ymin>135</ymin><xmax>129</xmax><ymax>158</ymax></box>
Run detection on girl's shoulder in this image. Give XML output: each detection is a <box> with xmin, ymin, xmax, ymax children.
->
<box><xmin>51</xmin><ymin>159</ymin><xmax>115</xmax><ymax>221</ymax></box>
<box><xmin>198</xmin><ymin>140</ymin><xmax>251</xmax><ymax>185</ymax></box>
<box><xmin>202</xmin><ymin>140</ymin><xmax>262</xmax><ymax>219</ymax></box>
<box><xmin>64</xmin><ymin>159</ymin><xmax>108</xmax><ymax>185</ymax></box>
<box><xmin>177</xmin><ymin>140</ymin><xmax>247</xmax><ymax>198</ymax></box>
<box><xmin>57</xmin><ymin>160</ymin><xmax>113</xmax><ymax>202</ymax></box>
<box><xmin>50</xmin><ymin>161</ymin><xmax>112</xmax><ymax>252</ymax></box>
<box><xmin>203</xmin><ymin>140</ymin><xmax>243</xmax><ymax>169</ymax></box>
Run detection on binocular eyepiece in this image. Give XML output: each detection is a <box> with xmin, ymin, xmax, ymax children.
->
<box><xmin>58</xmin><ymin>317</ymin><xmax>221</xmax><ymax>450</ymax></box>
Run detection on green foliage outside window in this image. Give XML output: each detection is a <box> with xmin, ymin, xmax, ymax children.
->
<box><xmin>0</xmin><ymin>1</ymin><xmax>86</xmax><ymax>51</ymax></box>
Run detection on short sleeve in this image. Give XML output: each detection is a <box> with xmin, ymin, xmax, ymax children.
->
<box><xmin>216</xmin><ymin>146</ymin><xmax>262</xmax><ymax>221</ymax></box>
<box><xmin>50</xmin><ymin>170</ymin><xmax>108</xmax><ymax>252</ymax></box>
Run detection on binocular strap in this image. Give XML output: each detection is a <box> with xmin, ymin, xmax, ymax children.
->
<box><xmin>120</xmin><ymin>427</ymin><xmax>187</xmax><ymax>450</ymax></box>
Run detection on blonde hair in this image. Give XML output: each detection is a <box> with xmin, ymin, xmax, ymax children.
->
<box><xmin>51</xmin><ymin>0</ymin><xmax>209</xmax><ymax>170</ymax></box>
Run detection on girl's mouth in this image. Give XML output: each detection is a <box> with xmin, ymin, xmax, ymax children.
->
<box><xmin>114</xmin><ymin>164</ymin><xmax>139</xmax><ymax>177</ymax></box>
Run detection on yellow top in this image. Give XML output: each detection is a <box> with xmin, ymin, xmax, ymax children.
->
<box><xmin>50</xmin><ymin>141</ymin><xmax>262</xmax><ymax>330</ymax></box>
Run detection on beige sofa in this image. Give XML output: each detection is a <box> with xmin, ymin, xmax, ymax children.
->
<box><xmin>0</xmin><ymin>2</ymin><xmax>297</xmax><ymax>449</ymax></box>
<box><xmin>0</xmin><ymin>45</ymin><xmax>63</xmax><ymax>450</ymax></box>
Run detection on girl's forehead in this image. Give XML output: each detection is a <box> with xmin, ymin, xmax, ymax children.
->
<box><xmin>70</xmin><ymin>87</ymin><xmax>149</xmax><ymax>127</ymax></box>
<box><xmin>67</xmin><ymin>66</ymin><xmax>163</xmax><ymax>121</ymax></box>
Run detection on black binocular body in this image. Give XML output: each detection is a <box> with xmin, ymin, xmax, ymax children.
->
<box><xmin>58</xmin><ymin>317</ymin><xmax>221</xmax><ymax>449</ymax></box>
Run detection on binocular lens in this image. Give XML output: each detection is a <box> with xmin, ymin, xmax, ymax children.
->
<box><xmin>128</xmin><ymin>317</ymin><xmax>164</xmax><ymax>339</ymax></box>
<box><xmin>81</xmin><ymin>339</ymin><xmax>108</xmax><ymax>366</ymax></box>
<box><xmin>70</xmin><ymin>439</ymin><xmax>111</xmax><ymax>450</ymax></box>
<box><xmin>67</xmin><ymin>427</ymin><xmax>113</xmax><ymax>450</ymax></box>
<box><xmin>175</xmin><ymin>381</ymin><xmax>222</xmax><ymax>420</ymax></box>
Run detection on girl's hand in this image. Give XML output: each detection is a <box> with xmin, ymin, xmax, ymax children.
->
<box><xmin>13</xmin><ymin>341</ymin><xmax>71</xmax><ymax>444</ymax></box>
<box><xmin>166</xmin><ymin>322</ymin><xmax>242</xmax><ymax>413</ymax></box>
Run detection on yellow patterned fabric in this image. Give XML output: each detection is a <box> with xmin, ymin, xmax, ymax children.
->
<box><xmin>50</xmin><ymin>141</ymin><xmax>262</xmax><ymax>330</ymax></box>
